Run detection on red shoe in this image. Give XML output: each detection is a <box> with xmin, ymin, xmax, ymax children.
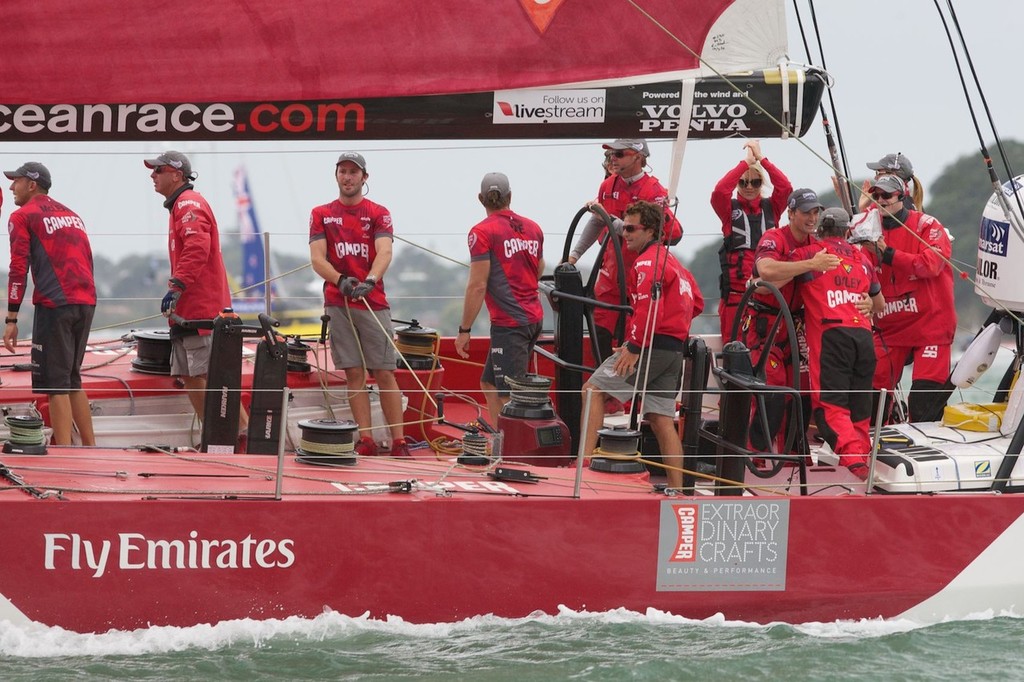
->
<box><xmin>847</xmin><ymin>462</ymin><xmax>869</xmax><ymax>481</ymax></box>
<box><xmin>354</xmin><ymin>436</ymin><xmax>379</xmax><ymax>457</ymax></box>
<box><xmin>390</xmin><ymin>437</ymin><xmax>411</xmax><ymax>457</ymax></box>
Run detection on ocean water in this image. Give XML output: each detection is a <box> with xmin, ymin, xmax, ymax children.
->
<box><xmin>1</xmin><ymin>608</ymin><xmax>1022</xmax><ymax>680</ymax></box>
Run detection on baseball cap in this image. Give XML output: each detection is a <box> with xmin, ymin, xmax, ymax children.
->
<box><xmin>143</xmin><ymin>151</ymin><xmax>194</xmax><ymax>180</ymax></box>
<box><xmin>819</xmin><ymin>207</ymin><xmax>850</xmax><ymax>231</ymax></box>
<box><xmin>480</xmin><ymin>172</ymin><xmax>511</xmax><ymax>198</ymax></box>
<box><xmin>4</xmin><ymin>162</ymin><xmax>52</xmax><ymax>190</ymax></box>
<box><xmin>787</xmin><ymin>188</ymin><xmax>824</xmax><ymax>212</ymax></box>
<box><xmin>866</xmin><ymin>153</ymin><xmax>914</xmax><ymax>181</ymax></box>
<box><xmin>869</xmin><ymin>174</ymin><xmax>906</xmax><ymax>195</ymax></box>
<box><xmin>336</xmin><ymin>152</ymin><xmax>367</xmax><ymax>171</ymax></box>
<box><xmin>603</xmin><ymin>138</ymin><xmax>650</xmax><ymax>157</ymax></box>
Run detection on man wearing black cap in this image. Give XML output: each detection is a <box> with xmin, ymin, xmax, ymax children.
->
<box><xmin>309</xmin><ymin>152</ymin><xmax>410</xmax><ymax>458</ymax></box>
<box><xmin>791</xmin><ymin>207</ymin><xmax>884</xmax><ymax>480</ymax></box>
<box><xmin>455</xmin><ymin>172</ymin><xmax>545</xmax><ymax>425</ymax></box>
<box><xmin>566</xmin><ymin>138</ymin><xmax>683</xmax><ymax>370</ymax></box>
<box><xmin>4</xmin><ymin>162</ymin><xmax>97</xmax><ymax>445</ymax></box>
<box><xmin>144</xmin><ymin>150</ymin><xmax>238</xmax><ymax>434</ymax></box>
<box><xmin>864</xmin><ymin>174</ymin><xmax>954</xmax><ymax>422</ymax></box>
<box><xmin>744</xmin><ymin>188</ymin><xmax>840</xmax><ymax>453</ymax></box>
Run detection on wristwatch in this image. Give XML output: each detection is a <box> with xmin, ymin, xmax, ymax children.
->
<box><xmin>5</xmin><ymin>318</ymin><xmax>16</xmax><ymax>325</ymax></box>
<box><xmin>458</xmin><ymin>326</ymin><xmax>471</xmax><ymax>334</ymax></box>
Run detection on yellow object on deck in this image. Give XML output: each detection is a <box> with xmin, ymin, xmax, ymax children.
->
<box><xmin>941</xmin><ymin>402</ymin><xmax>1008</xmax><ymax>432</ymax></box>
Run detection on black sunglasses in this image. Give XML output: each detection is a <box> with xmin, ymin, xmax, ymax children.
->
<box><xmin>612</xmin><ymin>150</ymin><xmax>635</xmax><ymax>158</ymax></box>
<box><xmin>871</xmin><ymin>191</ymin><xmax>896</xmax><ymax>201</ymax></box>
<box><xmin>623</xmin><ymin>223</ymin><xmax>646</xmax><ymax>233</ymax></box>
<box><xmin>738</xmin><ymin>178</ymin><xmax>762</xmax><ymax>188</ymax></box>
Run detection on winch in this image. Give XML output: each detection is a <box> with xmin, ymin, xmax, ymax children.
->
<box><xmin>497</xmin><ymin>374</ymin><xmax>572</xmax><ymax>467</ymax></box>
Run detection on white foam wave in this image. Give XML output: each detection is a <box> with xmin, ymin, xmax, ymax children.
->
<box><xmin>2</xmin><ymin>605</ymin><xmax>1021</xmax><ymax>657</ymax></box>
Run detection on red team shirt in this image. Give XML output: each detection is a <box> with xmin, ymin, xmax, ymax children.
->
<box><xmin>593</xmin><ymin>173</ymin><xmax>683</xmax><ymax>332</ymax></box>
<box><xmin>7</xmin><ymin>194</ymin><xmax>96</xmax><ymax>310</ymax></box>
<box><xmin>468</xmin><ymin>209</ymin><xmax>544</xmax><ymax>328</ymax></box>
<box><xmin>309</xmin><ymin>197</ymin><xmax>394</xmax><ymax>311</ymax></box>
<box><xmin>625</xmin><ymin>243</ymin><xmax>702</xmax><ymax>353</ymax></box>
<box><xmin>752</xmin><ymin>225</ymin><xmax>819</xmax><ymax>313</ymax></box>
<box><xmin>165</xmin><ymin>186</ymin><xmax>231</xmax><ymax>324</ymax></box>
<box><xmin>793</xmin><ymin>238</ymin><xmax>881</xmax><ymax>338</ymax></box>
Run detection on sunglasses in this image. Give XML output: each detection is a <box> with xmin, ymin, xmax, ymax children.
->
<box><xmin>611</xmin><ymin>150</ymin><xmax>635</xmax><ymax>158</ymax></box>
<box><xmin>871</xmin><ymin>191</ymin><xmax>896</xmax><ymax>201</ymax></box>
<box><xmin>150</xmin><ymin>166</ymin><xmax>167</xmax><ymax>174</ymax></box>
<box><xmin>738</xmin><ymin>178</ymin><xmax>763</xmax><ymax>188</ymax></box>
<box><xmin>622</xmin><ymin>223</ymin><xmax>647</xmax><ymax>233</ymax></box>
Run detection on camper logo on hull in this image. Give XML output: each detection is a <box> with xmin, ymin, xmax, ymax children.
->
<box><xmin>657</xmin><ymin>499</ymin><xmax>789</xmax><ymax>591</ymax></box>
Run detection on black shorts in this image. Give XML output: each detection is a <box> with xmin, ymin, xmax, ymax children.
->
<box><xmin>31</xmin><ymin>304</ymin><xmax>95</xmax><ymax>395</ymax></box>
<box><xmin>482</xmin><ymin>322</ymin><xmax>542</xmax><ymax>396</ymax></box>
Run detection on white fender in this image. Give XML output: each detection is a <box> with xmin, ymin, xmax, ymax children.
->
<box><xmin>950</xmin><ymin>322</ymin><xmax>1003</xmax><ymax>388</ymax></box>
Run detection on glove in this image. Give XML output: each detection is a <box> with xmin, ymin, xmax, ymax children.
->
<box><xmin>350</xmin><ymin>278</ymin><xmax>376</xmax><ymax>299</ymax></box>
<box><xmin>161</xmin><ymin>278</ymin><xmax>185</xmax><ymax>313</ymax></box>
<box><xmin>337</xmin><ymin>276</ymin><xmax>360</xmax><ymax>297</ymax></box>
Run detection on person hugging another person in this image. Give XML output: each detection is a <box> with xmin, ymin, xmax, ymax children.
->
<box><xmin>790</xmin><ymin>208</ymin><xmax>884</xmax><ymax>480</ymax></box>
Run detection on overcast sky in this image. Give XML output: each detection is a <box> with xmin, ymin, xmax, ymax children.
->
<box><xmin>1</xmin><ymin>1</ymin><xmax>1020</xmax><ymax>294</ymax></box>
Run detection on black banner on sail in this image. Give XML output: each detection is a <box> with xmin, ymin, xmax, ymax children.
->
<box><xmin>0</xmin><ymin>70</ymin><xmax>825</xmax><ymax>142</ymax></box>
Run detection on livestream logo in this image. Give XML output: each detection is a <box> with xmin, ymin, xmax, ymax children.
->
<box><xmin>493</xmin><ymin>89</ymin><xmax>606</xmax><ymax>124</ymax></box>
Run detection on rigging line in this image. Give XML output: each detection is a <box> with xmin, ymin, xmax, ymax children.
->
<box><xmin>804</xmin><ymin>0</ymin><xmax>856</xmax><ymax>211</ymax></box>
<box><xmin>931</xmin><ymin>0</ymin><xmax>1024</xmax><ymax>244</ymax></box>
<box><xmin>393</xmin><ymin>234</ymin><xmax>469</xmax><ymax>269</ymax></box>
<box><xmin>942</xmin><ymin>0</ymin><xmax>1024</xmax><ymax>225</ymax></box>
<box><xmin>624</xmin><ymin>1</ymin><xmax>849</xmax><ymax>198</ymax></box>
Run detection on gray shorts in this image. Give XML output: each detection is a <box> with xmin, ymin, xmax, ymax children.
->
<box><xmin>586</xmin><ymin>348</ymin><xmax>683</xmax><ymax>417</ymax></box>
<box><xmin>327</xmin><ymin>305</ymin><xmax>397</xmax><ymax>370</ymax></box>
<box><xmin>482</xmin><ymin>323</ymin><xmax>542</xmax><ymax>395</ymax></box>
<box><xmin>170</xmin><ymin>333</ymin><xmax>213</xmax><ymax>377</ymax></box>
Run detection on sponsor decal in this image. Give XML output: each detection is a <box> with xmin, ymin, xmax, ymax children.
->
<box><xmin>979</xmin><ymin>217</ymin><xmax>1009</xmax><ymax>257</ymax></box>
<box><xmin>878</xmin><ymin>295</ymin><xmax>919</xmax><ymax>318</ymax></box>
<box><xmin>975</xmin><ymin>460</ymin><xmax>992</xmax><ymax>478</ymax></box>
<box><xmin>334</xmin><ymin>242</ymin><xmax>370</xmax><ymax>260</ymax></box>
<box><xmin>43</xmin><ymin>531</ymin><xmax>296</xmax><ymax>578</ymax></box>
<box><xmin>657</xmin><ymin>499</ymin><xmax>789</xmax><ymax>591</ymax></box>
<box><xmin>503</xmin><ymin>237</ymin><xmax>540</xmax><ymax>258</ymax></box>
<box><xmin>493</xmin><ymin>89</ymin><xmax>606</xmax><ymax>124</ymax></box>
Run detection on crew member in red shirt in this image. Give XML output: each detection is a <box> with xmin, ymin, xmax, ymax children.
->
<box><xmin>310</xmin><ymin>152</ymin><xmax>410</xmax><ymax>458</ymax></box>
<box><xmin>566</xmin><ymin>138</ymin><xmax>683</xmax><ymax>363</ymax></box>
<box><xmin>145</xmin><ymin>151</ymin><xmax>247</xmax><ymax>438</ymax></box>
<box><xmin>580</xmin><ymin>200</ymin><xmax>702</xmax><ymax>489</ymax></box>
<box><xmin>712</xmin><ymin>139</ymin><xmax>792</xmax><ymax>340</ymax></box>
<box><xmin>863</xmin><ymin>174</ymin><xmax>955</xmax><ymax>422</ymax></box>
<box><xmin>4</xmin><ymin>162</ymin><xmax>96</xmax><ymax>445</ymax></box>
<box><xmin>455</xmin><ymin>172</ymin><xmax>545</xmax><ymax>425</ymax></box>
<box><xmin>792</xmin><ymin>208</ymin><xmax>884</xmax><ymax>480</ymax></box>
<box><xmin>745</xmin><ymin>188</ymin><xmax>838</xmax><ymax>452</ymax></box>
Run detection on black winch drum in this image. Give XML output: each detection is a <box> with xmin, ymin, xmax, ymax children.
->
<box><xmin>295</xmin><ymin>418</ymin><xmax>359</xmax><ymax>466</ymax></box>
<box><xmin>131</xmin><ymin>329</ymin><xmax>172</xmax><ymax>375</ymax></box>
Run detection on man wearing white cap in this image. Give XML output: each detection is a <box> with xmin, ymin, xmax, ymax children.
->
<box><xmin>455</xmin><ymin>172</ymin><xmax>545</xmax><ymax>425</ymax></box>
<box><xmin>566</xmin><ymin>139</ymin><xmax>682</xmax><ymax>368</ymax></box>
<box><xmin>309</xmin><ymin>152</ymin><xmax>410</xmax><ymax>458</ymax></box>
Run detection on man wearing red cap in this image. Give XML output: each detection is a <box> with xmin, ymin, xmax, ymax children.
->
<box><xmin>309</xmin><ymin>152</ymin><xmax>410</xmax><ymax>458</ymax></box>
<box><xmin>4</xmin><ymin>162</ymin><xmax>97</xmax><ymax>445</ymax></box>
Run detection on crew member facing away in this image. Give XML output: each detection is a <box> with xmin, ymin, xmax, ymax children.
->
<box><xmin>580</xmin><ymin>200</ymin><xmax>702</xmax><ymax>489</ymax></box>
<box><xmin>712</xmin><ymin>139</ymin><xmax>792</xmax><ymax>340</ymax></box>
<box><xmin>455</xmin><ymin>172</ymin><xmax>545</xmax><ymax>426</ymax></box>
<box><xmin>791</xmin><ymin>208</ymin><xmax>884</xmax><ymax>480</ymax></box>
<box><xmin>309</xmin><ymin>152</ymin><xmax>410</xmax><ymax>458</ymax></box>
<box><xmin>145</xmin><ymin>151</ymin><xmax>249</xmax><ymax>442</ymax></box>
<box><xmin>4</xmin><ymin>162</ymin><xmax>97</xmax><ymax>445</ymax></box>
